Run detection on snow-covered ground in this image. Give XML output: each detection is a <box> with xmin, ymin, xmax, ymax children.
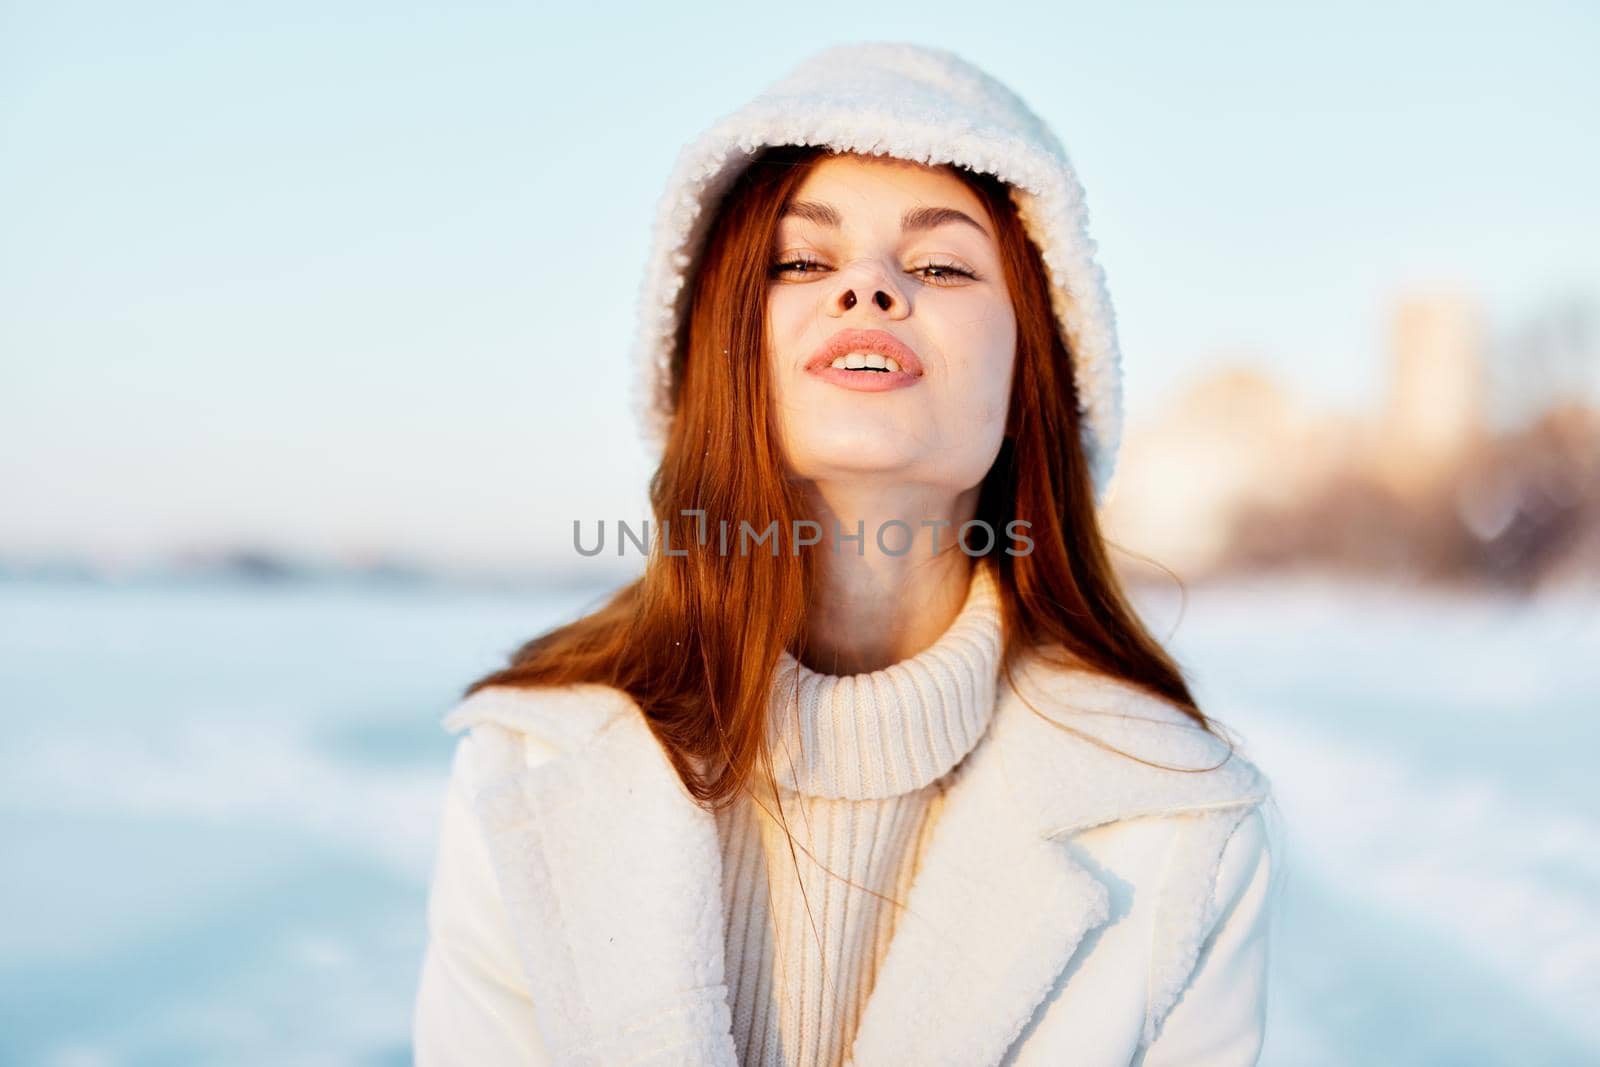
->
<box><xmin>1</xmin><ymin>575</ymin><xmax>1595</xmax><ymax>1065</ymax></box>
<box><xmin>1139</xmin><ymin>575</ymin><xmax>1600</xmax><ymax>1066</ymax></box>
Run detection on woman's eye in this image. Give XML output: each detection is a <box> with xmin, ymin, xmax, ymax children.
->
<box><xmin>770</xmin><ymin>256</ymin><xmax>828</xmax><ymax>277</ymax></box>
<box><xmin>914</xmin><ymin>262</ymin><xmax>976</xmax><ymax>285</ymax></box>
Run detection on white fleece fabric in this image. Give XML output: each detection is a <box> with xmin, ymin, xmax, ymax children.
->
<box><xmin>415</xmin><ymin>608</ymin><xmax>1278</xmax><ymax>1065</ymax></box>
<box><xmin>714</xmin><ymin>560</ymin><xmax>1002</xmax><ymax>1065</ymax></box>
<box><xmin>631</xmin><ymin>41</ymin><xmax>1126</xmax><ymax>504</ymax></box>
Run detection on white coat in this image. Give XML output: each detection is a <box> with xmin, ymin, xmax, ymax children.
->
<box><xmin>411</xmin><ymin>647</ymin><xmax>1277</xmax><ymax>1066</ymax></box>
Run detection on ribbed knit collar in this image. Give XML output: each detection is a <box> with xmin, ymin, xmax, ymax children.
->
<box><xmin>766</xmin><ymin>560</ymin><xmax>1004</xmax><ymax>801</ymax></box>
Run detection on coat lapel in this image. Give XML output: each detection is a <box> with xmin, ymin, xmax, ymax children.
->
<box><xmin>844</xmin><ymin>678</ymin><xmax>1113</xmax><ymax>1067</ymax></box>
<box><xmin>846</xmin><ymin>649</ymin><xmax>1270</xmax><ymax>1066</ymax></box>
<box><xmin>442</xmin><ymin>650</ymin><xmax>1270</xmax><ymax>1066</ymax></box>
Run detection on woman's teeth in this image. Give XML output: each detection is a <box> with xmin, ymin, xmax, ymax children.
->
<box><xmin>829</xmin><ymin>352</ymin><xmax>901</xmax><ymax>372</ymax></box>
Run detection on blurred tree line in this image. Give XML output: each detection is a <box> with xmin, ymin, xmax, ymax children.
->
<box><xmin>1218</xmin><ymin>402</ymin><xmax>1599</xmax><ymax>592</ymax></box>
<box><xmin>1212</xmin><ymin>291</ymin><xmax>1598</xmax><ymax>593</ymax></box>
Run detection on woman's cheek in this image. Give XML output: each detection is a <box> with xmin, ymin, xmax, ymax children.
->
<box><xmin>955</xmin><ymin>348</ymin><xmax>1015</xmax><ymax>433</ymax></box>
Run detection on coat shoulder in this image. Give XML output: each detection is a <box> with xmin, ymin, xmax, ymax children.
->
<box><xmin>1002</xmin><ymin>653</ymin><xmax>1274</xmax><ymax>831</ymax></box>
<box><xmin>1011</xmin><ymin>652</ymin><xmax>1239</xmax><ymax>753</ymax></box>
<box><xmin>442</xmin><ymin>682</ymin><xmax>640</xmax><ymax>751</ymax></box>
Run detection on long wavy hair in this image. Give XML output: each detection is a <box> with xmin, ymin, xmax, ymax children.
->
<box><xmin>466</xmin><ymin>144</ymin><xmax>1226</xmax><ymax>821</ymax></box>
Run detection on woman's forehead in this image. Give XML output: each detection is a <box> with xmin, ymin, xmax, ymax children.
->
<box><xmin>783</xmin><ymin>154</ymin><xmax>986</xmax><ymax>226</ymax></box>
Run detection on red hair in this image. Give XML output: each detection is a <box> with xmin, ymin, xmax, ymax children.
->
<box><xmin>467</xmin><ymin>145</ymin><xmax>1225</xmax><ymax>817</ymax></box>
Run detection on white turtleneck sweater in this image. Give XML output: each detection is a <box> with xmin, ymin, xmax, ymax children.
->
<box><xmin>712</xmin><ymin>560</ymin><xmax>1004</xmax><ymax>1066</ymax></box>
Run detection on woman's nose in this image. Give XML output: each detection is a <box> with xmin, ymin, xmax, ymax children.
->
<box><xmin>827</xmin><ymin>262</ymin><xmax>909</xmax><ymax>319</ymax></box>
<box><xmin>837</xmin><ymin>288</ymin><xmax>892</xmax><ymax>312</ymax></box>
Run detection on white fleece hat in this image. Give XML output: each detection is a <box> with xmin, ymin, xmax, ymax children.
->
<box><xmin>632</xmin><ymin>41</ymin><xmax>1124</xmax><ymax>503</ymax></box>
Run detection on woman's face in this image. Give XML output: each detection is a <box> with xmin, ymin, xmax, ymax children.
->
<box><xmin>765</xmin><ymin>153</ymin><xmax>1017</xmax><ymax>496</ymax></box>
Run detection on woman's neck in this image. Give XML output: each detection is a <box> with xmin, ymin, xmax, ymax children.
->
<box><xmin>794</xmin><ymin>479</ymin><xmax>985</xmax><ymax>675</ymax></box>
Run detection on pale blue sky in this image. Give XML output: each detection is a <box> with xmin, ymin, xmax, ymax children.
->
<box><xmin>2</xmin><ymin>0</ymin><xmax>1596</xmax><ymax>573</ymax></box>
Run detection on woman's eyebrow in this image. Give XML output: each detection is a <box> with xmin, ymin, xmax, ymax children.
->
<box><xmin>781</xmin><ymin>200</ymin><xmax>992</xmax><ymax>240</ymax></box>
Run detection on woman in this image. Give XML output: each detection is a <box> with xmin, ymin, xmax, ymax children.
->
<box><xmin>413</xmin><ymin>41</ymin><xmax>1278</xmax><ymax>1067</ymax></box>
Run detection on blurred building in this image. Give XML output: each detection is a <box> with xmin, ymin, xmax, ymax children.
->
<box><xmin>1100</xmin><ymin>360</ymin><xmax>1368</xmax><ymax>579</ymax></box>
<box><xmin>1378</xmin><ymin>292</ymin><xmax>1488</xmax><ymax>494</ymax></box>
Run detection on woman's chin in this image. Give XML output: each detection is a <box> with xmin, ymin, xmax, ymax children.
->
<box><xmin>796</xmin><ymin>459</ymin><xmax>917</xmax><ymax>485</ymax></box>
<box><xmin>782</xmin><ymin>428</ymin><xmax>923</xmax><ymax>479</ymax></box>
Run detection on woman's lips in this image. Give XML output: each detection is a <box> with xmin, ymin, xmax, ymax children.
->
<box><xmin>804</xmin><ymin>328</ymin><xmax>925</xmax><ymax>393</ymax></box>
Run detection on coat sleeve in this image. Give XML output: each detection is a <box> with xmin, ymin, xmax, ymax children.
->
<box><xmin>413</xmin><ymin>728</ymin><xmax>556</xmax><ymax>1066</ymax></box>
<box><xmin>1137</xmin><ymin>805</ymin><xmax>1276</xmax><ymax>1067</ymax></box>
